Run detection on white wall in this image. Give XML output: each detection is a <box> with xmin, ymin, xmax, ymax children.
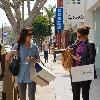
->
<box><xmin>84</xmin><ymin>0</ymin><xmax>95</xmax><ymax>42</ymax></box>
<box><xmin>86</xmin><ymin>0</ymin><xmax>100</xmax><ymax>42</ymax></box>
<box><xmin>63</xmin><ymin>0</ymin><xmax>85</xmax><ymax>30</ymax></box>
<box><xmin>93</xmin><ymin>10</ymin><xmax>100</xmax><ymax>74</ymax></box>
<box><xmin>84</xmin><ymin>11</ymin><xmax>95</xmax><ymax>42</ymax></box>
<box><xmin>87</xmin><ymin>0</ymin><xmax>98</xmax><ymax>10</ymax></box>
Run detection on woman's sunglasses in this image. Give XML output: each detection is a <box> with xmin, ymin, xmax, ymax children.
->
<box><xmin>27</xmin><ymin>33</ymin><xmax>32</xmax><ymax>36</ymax></box>
<box><xmin>77</xmin><ymin>36</ymin><xmax>82</xmax><ymax>38</ymax></box>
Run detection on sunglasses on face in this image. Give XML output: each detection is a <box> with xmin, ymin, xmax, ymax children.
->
<box><xmin>77</xmin><ymin>36</ymin><xmax>82</xmax><ymax>38</ymax></box>
<box><xmin>27</xmin><ymin>33</ymin><xmax>32</xmax><ymax>36</ymax></box>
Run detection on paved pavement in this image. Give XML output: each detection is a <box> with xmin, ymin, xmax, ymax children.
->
<box><xmin>0</xmin><ymin>53</ymin><xmax>100</xmax><ymax>100</ymax></box>
<box><xmin>90</xmin><ymin>76</ymin><xmax>100</xmax><ymax>100</ymax></box>
<box><xmin>36</xmin><ymin>53</ymin><xmax>100</xmax><ymax>100</ymax></box>
<box><xmin>35</xmin><ymin>53</ymin><xmax>82</xmax><ymax>100</ymax></box>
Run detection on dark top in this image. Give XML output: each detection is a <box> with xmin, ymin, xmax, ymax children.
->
<box><xmin>69</xmin><ymin>40</ymin><xmax>96</xmax><ymax>67</ymax></box>
<box><xmin>74</xmin><ymin>41</ymin><xmax>87</xmax><ymax>66</ymax></box>
<box><xmin>0</xmin><ymin>44</ymin><xmax>1</xmax><ymax>62</ymax></box>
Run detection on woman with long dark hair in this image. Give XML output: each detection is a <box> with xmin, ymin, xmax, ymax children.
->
<box><xmin>69</xmin><ymin>26</ymin><xmax>96</xmax><ymax>100</ymax></box>
<box><xmin>6</xmin><ymin>28</ymin><xmax>40</xmax><ymax>100</ymax></box>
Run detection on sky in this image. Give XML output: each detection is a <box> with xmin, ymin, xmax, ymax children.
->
<box><xmin>0</xmin><ymin>0</ymin><xmax>56</xmax><ymax>28</ymax></box>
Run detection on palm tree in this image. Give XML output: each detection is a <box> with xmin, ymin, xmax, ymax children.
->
<box><xmin>43</xmin><ymin>5</ymin><xmax>56</xmax><ymax>42</ymax></box>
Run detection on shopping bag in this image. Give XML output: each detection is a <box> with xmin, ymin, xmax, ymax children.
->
<box><xmin>71</xmin><ymin>64</ymin><xmax>94</xmax><ymax>82</ymax></box>
<box><xmin>30</xmin><ymin>62</ymin><xmax>55</xmax><ymax>87</ymax></box>
<box><xmin>62</xmin><ymin>48</ymin><xmax>74</xmax><ymax>71</ymax></box>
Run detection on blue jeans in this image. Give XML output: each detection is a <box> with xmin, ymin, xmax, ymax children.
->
<box><xmin>18</xmin><ymin>82</ymin><xmax>36</xmax><ymax>100</ymax></box>
<box><xmin>44</xmin><ymin>51</ymin><xmax>48</xmax><ymax>62</ymax></box>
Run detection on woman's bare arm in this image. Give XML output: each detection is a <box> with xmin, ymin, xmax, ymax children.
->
<box><xmin>5</xmin><ymin>50</ymin><xmax>18</xmax><ymax>61</ymax></box>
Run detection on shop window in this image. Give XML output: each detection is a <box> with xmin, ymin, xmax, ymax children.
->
<box><xmin>77</xmin><ymin>2</ymin><xmax>80</xmax><ymax>4</ymax></box>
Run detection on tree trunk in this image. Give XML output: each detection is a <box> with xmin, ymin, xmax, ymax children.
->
<box><xmin>0</xmin><ymin>0</ymin><xmax>47</xmax><ymax>35</ymax></box>
<box><xmin>4</xmin><ymin>7</ymin><xmax>19</xmax><ymax>34</ymax></box>
<box><xmin>24</xmin><ymin>0</ymin><xmax>47</xmax><ymax>27</ymax></box>
<box><xmin>27</xmin><ymin>0</ymin><xmax>30</xmax><ymax>16</ymax></box>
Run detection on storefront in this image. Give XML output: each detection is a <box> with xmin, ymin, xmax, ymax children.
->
<box><xmin>86</xmin><ymin>0</ymin><xmax>100</xmax><ymax>75</ymax></box>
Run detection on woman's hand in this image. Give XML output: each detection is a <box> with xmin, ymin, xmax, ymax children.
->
<box><xmin>5</xmin><ymin>50</ymin><xmax>18</xmax><ymax>61</ymax></box>
<box><xmin>12</xmin><ymin>50</ymin><xmax>19</xmax><ymax>55</ymax></box>
<box><xmin>26</xmin><ymin>56</ymin><xmax>40</xmax><ymax>62</ymax></box>
<box><xmin>72</xmin><ymin>54</ymin><xmax>81</xmax><ymax>61</ymax></box>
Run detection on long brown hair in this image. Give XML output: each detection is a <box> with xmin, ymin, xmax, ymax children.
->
<box><xmin>17</xmin><ymin>28</ymin><xmax>32</xmax><ymax>44</ymax></box>
<box><xmin>77</xmin><ymin>26</ymin><xmax>91</xmax><ymax>36</ymax></box>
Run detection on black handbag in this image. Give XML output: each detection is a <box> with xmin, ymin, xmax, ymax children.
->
<box><xmin>8</xmin><ymin>44</ymin><xmax>20</xmax><ymax>76</ymax></box>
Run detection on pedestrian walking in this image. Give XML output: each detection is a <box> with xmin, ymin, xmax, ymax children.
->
<box><xmin>12</xmin><ymin>43</ymin><xmax>15</xmax><ymax>48</ymax></box>
<box><xmin>48</xmin><ymin>42</ymin><xmax>51</xmax><ymax>53</ymax></box>
<box><xmin>43</xmin><ymin>40</ymin><xmax>49</xmax><ymax>63</ymax></box>
<box><xmin>69</xmin><ymin>26</ymin><xmax>96</xmax><ymax>100</ymax></box>
<box><xmin>6</xmin><ymin>28</ymin><xmax>40</xmax><ymax>100</ymax></box>
<box><xmin>53</xmin><ymin>42</ymin><xmax>57</xmax><ymax>62</ymax></box>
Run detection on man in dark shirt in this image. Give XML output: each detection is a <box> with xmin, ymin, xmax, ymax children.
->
<box><xmin>0</xmin><ymin>43</ymin><xmax>5</xmax><ymax>81</ymax></box>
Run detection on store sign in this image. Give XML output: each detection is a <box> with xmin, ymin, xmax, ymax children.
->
<box><xmin>63</xmin><ymin>0</ymin><xmax>85</xmax><ymax>24</ymax></box>
<box><xmin>56</xmin><ymin>8</ymin><xmax>63</xmax><ymax>33</ymax></box>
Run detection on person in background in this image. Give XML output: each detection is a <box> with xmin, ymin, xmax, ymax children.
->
<box><xmin>48</xmin><ymin>42</ymin><xmax>51</xmax><ymax>54</ymax></box>
<box><xmin>12</xmin><ymin>43</ymin><xmax>15</xmax><ymax>48</ymax></box>
<box><xmin>43</xmin><ymin>40</ymin><xmax>49</xmax><ymax>63</ymax></box>
<box><xmin>53</xmin><ymin>42</ymin><xmax>57</xmax><ymax>62</ymax></box>
<box><xmin>6</xmin><ymin>28</ymin><xmax>40</xmax><ymax>100</ymax></box>
<box><xmin>69</xmin><ymin>26</ymin><xmax>96</xmax><ymax>100</ymax></box>
<box><xmin>0</xmin><ymin>42</ymin><xmax>5</xmax><ymax>81</ymax></box>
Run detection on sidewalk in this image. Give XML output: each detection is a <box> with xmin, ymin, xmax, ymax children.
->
<box><xmin>0</xmin><ymin>53</ymin><xmax>100</xmax><ymax>100</ymax></box>
<box><xmin>35</xmin><ymin>53</ymin><xmax>100</xmax><ymax>100</ymax></box>
<box><xmin>35</xmin><ymin>53</ymin><xmax>81</xmax><ymax>100</ymax></box>
<box><xmin>90</xmin><ymin>76</ymin><xmax>100</xmax><ymax>100</ymax></box>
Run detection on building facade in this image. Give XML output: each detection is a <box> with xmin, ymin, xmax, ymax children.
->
<box><xmin>56</xmin><ymin>0</ymin><xmax>63</xmax><ymax>49</ymax></box>
<box><xmin>56</xmin><ymin>0</ymin><xmax>100</xmax><ymax>74</ymax></box>
<box><xmin>86</xmin><ymin>0</ymin><xmax>100</xmax><ymax>75</ymax></box>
